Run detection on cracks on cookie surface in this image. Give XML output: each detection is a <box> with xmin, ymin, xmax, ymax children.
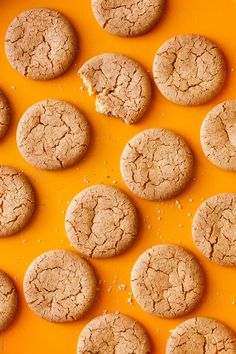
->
<box><xmin>0</xmin><ymin>271</ymin><xmax>17</xmax><ymax>329</ymax></box>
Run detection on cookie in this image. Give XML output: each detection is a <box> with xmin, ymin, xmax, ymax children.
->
<box><xmin>192</xmin><ymin>193</ymin><xmax>236</xmax><ymax>266</ymax></box>
<box><xmin>79</xmin><ymin>53</ymin><xmax>151</xmax><ymax>124</ymax></box>
<box><xmin>131</xmin><ymin>244</ymin><xmax>204</xmax><ymax>318</ymax></box>
<box><xmin>166</xmin><ymin>317</ymin><xmax>236</xmax><ymax>354</ymax></box>
<box><xmin>5</xmin><ymin>8</ymin><xmax>77</xmax><ymax>80</ymax></box>
<box><xmin>120</xmin><ymin>128</ymin><xmax>194</xmax><ymax>201</ymax></box>
<box><xmin>0</xmin><ymin>271</ymin><xmax>18</xmax><ymax>330</ymax></box>
<box><xmin>200</xmin><ymin>100</ymin><xmax>236</xmax><ymax>171</ymax></box>
<box><xmin>153</xmin><ymin>34</ymin><xmax>226</xmax><ymax>105</ymax></box>
<box><xmin>23</xmin><ymin>249</ymin><xmax>97</xmax><ymax>323</ymax></box>
<box><xmin>0</xmin><ymin>91</ymin><xmax>11</xmax><ymax>140</ymax></box>
<box><xmin>16</xmin><ymin>99</ymin><xmax>90</xmax><ymax>170</ymax></box>
<box><xmin>91</xmin><ymin>0</ymin><xmax>165</xmax><ymax>37</ymax></box>
<box><xmin>77</xmin><ymin>313</ymin><xmax>151</xmax><ymax>354</ymax></box>
<box><xmin>65</xmin><ymin>184</ymin><xmax>138</xmax><ymax>258</ymax></box>
<box><xmin>0</xmin><ymin>166</ymin><xmax>35</xmax><ymax>237</ymax></box>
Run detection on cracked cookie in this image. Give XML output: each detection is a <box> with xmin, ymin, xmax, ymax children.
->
<box><xmin>0</xmin><ymin>91</ymin><xmax>11</xmax><ymax>140</ymax></box>
<box><xmin>23</xmin><ymin>249</ymin><xmax>97</xmax><ymax>323</ymax></box>
<box><xmin>16</xmin><ymin>99</ymin><xmax>90</xmax><ymax>170</ymax></box>
<box><xmin>79</xmin><ymin>53</ymin><xmax>151</xmax><ymax>124</ymax></box>
<box><xmin>0</xmin><ymin>270</ymin><xmax>18</xmax><ymax>330</ymax></box>
<box><xmin>77</xmin><ymin>313</ymin><xmax>151</xmax><ymax>354</ymax></box>
<box><xmin>166</xmin><ymin>317</ymin><xmax>236</xmax><ymax>354</ymax></box>
<box><xmin>120</xmin><ymin>128</ymin><xmax>194</xmax><ymax>200</ymax></box>
<box><xmin>5</xmin><ymin>8</ymin><xmax>77</xmax><ymax>80</ymax></box>
<box><xmin>201</xmin><ymin>100</ymin><xmax>236</xmax><ymax>171</ymax></box>
<box><xmin>0</xmin><ymin>166</ymin><xmax>35</xmax><ymax>237</ymax></box>
<box><xmin>192</xmin><ymin>193</ymin><xmax>236</xmax><ymax>266</ymax></box>
<box><xmin>91</xmin><ymin>0</ymin><xmax>165</xmax><ymax>37</ymax></box>
<box><xmin>65</xmin><ymin>184</ymin><xmax>138</xmax><ymax>258</ymax></box>
<box><xmin>131</xmin><ymin>244</ymin><xmax>204</xmax><ymax>318</ymax></box>
<box><xmin>153</xmin><ymin>34</ymin><xmax>226</xmax><ymax>105</ymax></box>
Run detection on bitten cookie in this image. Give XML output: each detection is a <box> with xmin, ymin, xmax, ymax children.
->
<box><xmin>79</xmin><ymin>53</ymin><xmax>151</xmax><ymax>124</ymax></box>
<box><xmin>92</xmin><ymin>0</ymin><xmax>165</xmax><ymax>37</ymax></box>
<box><xmin>131</xmin><ymin>244</ymin><xmax>204</xmax><ymax>318</ymax></box>
<box><xmin>153</xmin><ymin>34</ymin><xmax>226</xmax><ymax>105</ymax></box>
<box><xmin>0</xmin><ymin>166</ymin><xmax>35</xmax><ymax>237</ymax></box>
<box><xmin>65</xmin><ymin>185</ymin><xmax>138</xmax><ymax>258</ymax></box>
<box><xmin>0</xmin><ymin>271</ymin><xmax>18</xmax><ymax>330</ymax></box>
<box><xmin>0</xmin><ymin>91</ymin><xmax>11</xmax><ymax>140</ymax></box>
<box><xmin>120</xmin><ymin>128</ymin><xmax>194</xmax><ymax>200</ymax></box>
<box><xmin>166</xmin><ymin>317</ymin><xmax>236</xmax><ymax>354</ymax></box>
<box><xmin>5</xmin><ymin>8</ymin><xmax>77</xmax><ymax>80</ymax></box>
<box><xmin>201</xmin><ymin>100</ymin><xmax>236</xmax><ymax>171</ymax></box>
<box><xmin>16</xmin><ymin>99</ymin><xmax>90</xmax><ymax>170</ymax></box>
<box><xmin>192</xmin><ymin>193</ymin><xmax>236</xmax><ymax>266</ymax></box>
<box><xmin>77</xmin><ymin>313</ymin><xmax>151</xmax><ymax>354</ymax></box>
<box><xmin>23</xmin><ymin>249</ymin><xmax>97</xmax><ymax>322</ymax></box>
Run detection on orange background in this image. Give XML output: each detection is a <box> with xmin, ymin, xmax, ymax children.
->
<box><xmin>0</xmin><ymin>0</ymin><xmax>236</xmax><ymax>353</ymax></box>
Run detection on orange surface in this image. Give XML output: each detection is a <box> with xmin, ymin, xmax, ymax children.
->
<box><xmin>0</xmin><ymin>1</ymin><xmax>236</xmax><ymax>353</ymax></box>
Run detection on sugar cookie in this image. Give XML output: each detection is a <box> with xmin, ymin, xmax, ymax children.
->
<box><xmin>0</xmin><ymin>271</ymin><xmax>18</xmax><ymax>330</ymax></box>
<box><xmin>0</xmin><ymin>91</ymin><xmax>10</xmax><ymax>140</ymax></box>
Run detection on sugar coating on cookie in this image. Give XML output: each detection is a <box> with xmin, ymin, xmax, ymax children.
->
<box><xmin>131</xmin><ymin>244</ymin><xmax>204</xmax><ymax>318</ymax></box>
<box><xmin>23</xmin><ymin>249</ymin><xmax>97</xmax><ymax>323</ymax></box>
<box><xmin>120</xmin><ymin>128</ymin><xmax>194</xmax><ymax>201</ymax></box>
<box><xmin>5</xmin><ymin>8</ymin><xmax>77</xmax><ymax>80</ymax></box>
<box><xmin>166</xmin><ymin>317</ymin><xmax>236</xmax><ymax>354</ymax></box>
<box><xmin>192</xmin><ymin>193</ymin><xmax>236</xmax><ymax>266</ymax></box>
<box><xmin>0</xmin><ymin>91</ymin><xmax>11</xmax><ymax>140</ymax></box>
<box><xmin>77</xmin><ymin>313</ymin><xmax>151</xmax><ymax>354</ymax></box>
<box><xmin>201</xmin><ymin>100</ymin><xmax>236</xmax><ymax>171</ymax></box>
<box><xmin>153</xmin><ymin>34</ymin><xmax>226</xmax><ymax>105</ymax></box>
<box><xmin>79</xmin><ymin>53</ymin><xmax>151</xmax><ymax>124</ymax></box>
<box><xmin>0</xmin><ymin>166</ymin><xmax>35</xmax><ymax>237</ymax></box>
<box><xmin>65</xmin><ymin>184</ymin><xmax>138</xmax><ymax>258</ymax></box>
<box><xmin>92</xmin><ymin>0</ymin><xmax>165</xmax><ymax>37</ymax></box>
<box><xmin>0</xmin><ymin>271</ymin><xmax>18</xmax><ymax>330</ymax></box>
<box><xmin>16</xmin><ymin>99</ymin><xmax>90</xmax><ymax>170</ymax></box>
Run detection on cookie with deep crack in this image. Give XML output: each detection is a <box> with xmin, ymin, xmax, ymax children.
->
<box><xmin>77</xmin><ymin>313</ymin><xmax>151</xmax><ymax>354</ymax></box>
<box><xmin>92</xmin><ymin>0</ymin><xmax>165</xmax><ymax>37</ymax></box>
<box><xmin>166</xmin><ymin>317</ymin><xmax>236</xmax><ymax>354</ymax></box>
<box><xmin>65</xmin><ymin>184</ymin><xmax>138</xmax><ymax>258</ymax></box>
<box><xmin>120</xmin><ymin>128</ymin><xmax>194</xmax><ymax>200</ymax></box>
<box><xmin>16</xmin><ymin>99</ymin><xmax>90</xmax><ymax>170</ymax></box>
<box><xmin>79</xmin><ymin>53</ymin><xmax>151</xmax><ymax>124</ymax></box>
<box><xmin>0</xmin><ymin>270</ymin><xmax>18</xmax><ymax>330</ymax></box>
<box><xmin>23</xmin><ymin>249</ymin><xmax>97</xmax><ymax>323</ymax></box>
<box><xmin>153</xmin><ymin>34</ymin><xmax>226</xmax><ymax>105</ymax></box>
<box><xmin>0</xmin><ymin>91</ymin><xmax>11</xmax><ymax>140</ymax></box>
<box><xmin>0</xmin><ymin>166</ymin><xmax>35</xmax><ymax>237</ymax></box>
<box><xmin>5</xmin><ymin>8</ymin><xmax>77</xmax><ymax>80</ymax></box>
<box><xmin>131</xmin><ymin>244</ymin><xmax>204</xmax><ymax>318</ymax></box>
<box><xmin>201</xmin><ymin>100</ymin><xmax>236</xmax><ymax>171</ymax></box>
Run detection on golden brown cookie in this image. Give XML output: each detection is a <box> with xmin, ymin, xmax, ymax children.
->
<box><xmin>200</xmin><ymin>100</ymin><xmax>236</xmax><ymax>171</ymax></box>
<box><xmin>77</xmin><ymin>313</ymin><xmax>151</xmax><ymax>354</ymax></box>
<box><xmin>23</xmin><ymin>249</ymin><xmax>97</xmax><ymax>323</ymax></box>
<box><xmin>166</xmin><ymin>317</ymin><xmax>236</xmax><ymax>354</ymax></box>
<box><xmin>120</xmin><ymin>128</ymin><xmax>194</xmax><ymax>200</ymax></box>
<box><xmin>5</xmin><ymin>8</ymin><xmax>77</xmax><ymax>80</ymax></box>
<box><xmin>0</xmin><ymin>271</ymin><xmax>18</xmax><ymax>330</ymax></box>
<box><xmin>0</xmin><ymin>91</ymin><xmax>11</xmax><ymax>140</ymax></box>
<box><xmin>16</xmin><ymin>99</ymin><xmax>90</xmax><ymax>170</ymax></box>
<box><xmin>0</xmin><ymin>166</ymin><xmax>35</xmax><ymax>237</ymax></box>
<box><xmin>65</xmin><ymin>184</ymin><xmax>138</xmax><ymax>258</ymax></box>
<box><xmin>131</xmin><ymin>244</ymin><xmax>204</xmax><ymax>318</ymax></box>
<box><xmin>153</xmin><ymin>34</ymin><xmax>226</xmax><ymax>105</ymax></box>
<box><xmin>79</xmin><ymin>53</ymin><xmax>151</xmax><ymax>124</ymax></box>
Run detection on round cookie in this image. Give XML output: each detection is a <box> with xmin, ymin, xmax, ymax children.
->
<box><xmin>0</xmin><ymin>271</ymin><xmax>18</xmax><ymax>330</ymax></box>
<box><xmin>0</xmin><ymin>166</ymin><xmax>35</xmax><ymax>237</ymax></box>
<box><xmin>201</xmin><ymin>100</ymin><xmax>236</xmax><ymax>171</ymax></box>
<box><xmin>192</xmin><ymin>193</ymin><xmax>236</xmax><ymax>266</ymax></box>
<box><xmin>120</xmin><ymin>128</ymin><xmax>194</xmax><ymax>201</ymax></box>
<box><xmin>16</xmin><ymin>99</ymin><xmax>90</xmax><ymax>170</ymax></box>
<box><xmin>23</xmin><ymin>249</ymin><xmax>97</xmax><ymax>323</ymax></box>
<box><xmin>131</xmin><ymin>244</ymin><xmax>204</xmax><ymax>318</ymax></box>
<box><xmin>92</xmin><ymin>0</ymin><xmax>165</xmax><ymax>37</ymax></box>
<box><xmin>5</xmin><ymin>8</ymin><xmax>77</xmax><ymax>80</ymax></box>
<box><xmin>153</xmin><ymin>34</ymin><xmax>226</xmax><ymax>105</ymax></box>
<box><xmin>0</xmin><ymin>91</ymin><xmax>11</xmax><ymax>140</ymax></box>
<box><xmin>166</xmin><ymin>317</ymin><xmax>236</xmax><ymax>354</ymax></box>
<box><xmin>79</xmin><ymin>53</ymin><xmax>151</xmax><ymax>124</ymax></box>
<box><xmin>65</xmin><ymin>184</ymin><xmax>138</xmax><ymax>258</ymax></box>
<box><xmin>77</xmin><ymin>313</ymin><xmax>151</xmax><ymax>354</ymax></box>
